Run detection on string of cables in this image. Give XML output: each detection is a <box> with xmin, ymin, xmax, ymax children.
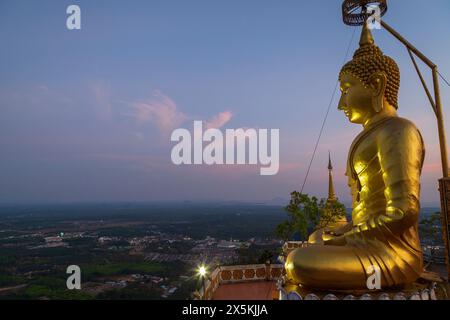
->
<box><xmin>300</xmin><ymin>28</ymin><xmax>357</xmax><ymax>194</ymax></box>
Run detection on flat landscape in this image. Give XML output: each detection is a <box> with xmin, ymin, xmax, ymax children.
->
<box><xmin>0</xmin><ymin>203</ymin><xmax>443</xmax><ymax>299</ymax></box>
<box><xmin>0</xmin><ymin>202</ymin><xmax>287</xmax><ymax>299</ymax></box>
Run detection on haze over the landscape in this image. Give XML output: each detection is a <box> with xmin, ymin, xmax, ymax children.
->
<box><xmin>1</xmin><ymin>0</ymin><xmax>449</xmax><ymax>206</ymax></box>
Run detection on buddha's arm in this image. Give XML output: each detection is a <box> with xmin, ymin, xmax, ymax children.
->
<box><xmin>343</xmin><ymin>123</ymin><xmax>424</xmax><ymax>239</ymax></box>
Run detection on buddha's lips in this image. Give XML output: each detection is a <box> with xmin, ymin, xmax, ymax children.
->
<box><xmin>339</xmin><ymin>106</ymin><xmax>351</xmax><ymax>118</ymax></box>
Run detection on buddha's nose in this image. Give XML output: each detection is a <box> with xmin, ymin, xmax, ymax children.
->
<box><xmin>338</xmin><ymin>96</ymin><xmax>346</xmax><ymax>111</ymax></box>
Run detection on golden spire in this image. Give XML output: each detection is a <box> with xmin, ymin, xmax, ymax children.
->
<box><xmin>327</xmin><ymin>151</ymin><xmax>337</xmax><ymax>203</ymax></box>
<box><xmin>359</xmin><ymin>21</ymin><xmax>374</xmax><ymax>47</ymax></box>
<box><xmin>351</xmin><ymin>21</ymin><xmax>383</xmax><ymax>60</ymax></box>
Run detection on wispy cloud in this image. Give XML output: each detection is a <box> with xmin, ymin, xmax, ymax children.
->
<box><xmin>206</xmin><ymin>111</ymin><xmax>233</xmax><ymax>129</ymax></box>
<box><xmin>130</xmin><ymin>90</ymin><xmax>188</xmax><ymax>134</ymax></box>
<box><xmin>128</xmin><ymin>90</ymin><xmax>235</xmax><ymax>137</ymax></box>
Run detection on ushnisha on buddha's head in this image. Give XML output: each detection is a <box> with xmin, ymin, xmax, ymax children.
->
<box><xmin>338</xmin><ymin>23</ymin><xmax>400</xmax><ymax>126</ymax></box>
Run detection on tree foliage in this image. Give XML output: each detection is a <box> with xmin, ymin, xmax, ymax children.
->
<box><xmin>275</xmin><ymin>191</ymin><xmax>346</xmax><ymax>241</ymax></box>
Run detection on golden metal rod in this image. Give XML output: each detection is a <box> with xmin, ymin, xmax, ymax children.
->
<box><xmin>433</xmin><ymin>68</ymin><xmax>450</xmax><ymax>177</ymax></box>
<box><xmin>434</xmin><ymin>65</ymin><xmax>450</xmax><ymax>280</ymax></box>
<box><xmin>380</xmin><ymin>19</ymin><xmax>450</xmax><ymax>280</ymax></box>
<box><xmin>381</xmin><ymin>20</ymin><xmax>448</xmax><ymax>177</ymax></box>
<box><xmin>407</xmin><ymin>49</ymin><xmax>437</xmax><ymax>115</ymax></box>
<box><xmin>381</xmin><ymin>20</ymin><xmax>436</xmax><ymax>69</ymax></box>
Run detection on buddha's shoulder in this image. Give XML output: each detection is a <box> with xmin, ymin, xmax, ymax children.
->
<box><xmin>377</xmin><ymin>117</ymin><xmax>423</xmax><ymax>141</ymax></box>
<box><xmin>378</xmin><ymin>117</ymin><xmax>421</xmax><ymax>134</ymax></box>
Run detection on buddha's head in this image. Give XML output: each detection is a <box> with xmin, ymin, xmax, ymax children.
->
<box><xmin>338</xmin><ymin>24</ymin><xmax>400</xmax><ymax>125</ymax></box>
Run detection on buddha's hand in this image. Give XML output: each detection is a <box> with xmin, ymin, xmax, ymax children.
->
<box><xmin>322</xmin><ymin>225</ymin><xmax>345</xmax><ymax>237</ymax></box>
<box><xmin>323</xmin><ymin>234</ymin><xmax>347</xmax><ymax>246</ymax></box>
<box><xmin>321</xmin><ymin>222</ymin><xmax>353</xmax><ymax>244</ymax></box>
<box><xmin>322</xmin><ymin>229</ymin><xmax>339</xmax><ymax>242</ymax></box>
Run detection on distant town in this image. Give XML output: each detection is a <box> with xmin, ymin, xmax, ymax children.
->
<box><xmin>0</xmin><ymin>203</ymin><xmax>285</xmax><ymax>299</ymax></box>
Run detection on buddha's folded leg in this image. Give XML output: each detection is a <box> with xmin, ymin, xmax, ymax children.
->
<box><xmin>285</xmin><ymin>245</ymin><xmax>369</xmax><ymax>290</ymax></box>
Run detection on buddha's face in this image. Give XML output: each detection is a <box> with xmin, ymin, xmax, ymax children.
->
<box><xmin>338</xmin><ymin>73</ymin><xmax>375</xmax><ymax>125</ymax></box>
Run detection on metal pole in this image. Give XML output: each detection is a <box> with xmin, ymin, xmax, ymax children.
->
<box><xmin>380</xmin><ymin>19</ymin><xmax>450</xmax><ymax>279</ymax></box>
<box><xmin>202</xmin><ymin>275</ymin><xmax>206</xmax><ymax>300</ymax></box>
<box><xmin>407</xmin><ymin>49</ymin><xmax>437</xmax><ymax>115</ymax></box>
<box><xmin>433</xmin><ymin>68</ymin><xmax>450</xmax><ymax>178</ymax></box>
<box><xmin>381</xmin><ymin>20</ymin><xmax>448</xmax><ymax>176</ymax></box>
<box><xmin>380</xmin><ymin>21</ymin><xmax>435</xmax><ymax>69</ymax></box>
<box><xmin>435</xmin><ymin>66</ymin><xmax>450</xmax><ymax>279</ymax></box>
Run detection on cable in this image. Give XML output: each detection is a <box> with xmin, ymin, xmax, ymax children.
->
<box><xmin>438</xmin><ymin>70</ymin><xmax>450</xmax><ymax>88</ymax></box>
<box><xmin>300</xmin><ymin>28</ymin><xmax>357</xmax><ymax>194</ymax></box>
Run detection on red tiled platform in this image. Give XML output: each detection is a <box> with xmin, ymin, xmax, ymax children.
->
<box><xmin>212</xmin><ymin>281</ymin><xmax>278</xmax><ymax>300</ymax></box>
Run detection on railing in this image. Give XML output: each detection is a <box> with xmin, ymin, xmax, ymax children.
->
<box><xmin>195</xmin><ymin>263</ymin><xmax>284</xmax><ymax>300</ymax></box>
<box><xmin>423</xmin><ymin>252</ymin><xmax>446</xmax><ymax>264</ymax></box>
<box><xmin>282</xmin><ymin>241</ymin><xmax>308</xmax><ymax>256</ymax></box>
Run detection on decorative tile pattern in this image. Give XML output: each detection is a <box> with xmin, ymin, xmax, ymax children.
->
<box><xmin>278</xmin><ymin>283</ymin><xmax>438</xmax><ymax>300</ymax></box>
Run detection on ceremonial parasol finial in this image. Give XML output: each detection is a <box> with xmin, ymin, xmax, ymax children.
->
<box><xmin>342</xmin><ymin>0</ymin><xmax>387</xmax><ymax>26</ymax></box>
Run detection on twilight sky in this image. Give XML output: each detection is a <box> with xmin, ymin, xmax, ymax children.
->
<box><xmin>1</xmin><ymin>0</ymin><xmax>449</xmax><ymax>205</ymax></box>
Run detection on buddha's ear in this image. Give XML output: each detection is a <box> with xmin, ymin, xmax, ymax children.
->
<box><xmin>369</xmin><ymin>72</ymin><xmax>387</xmax><ymax>113</ymax></box>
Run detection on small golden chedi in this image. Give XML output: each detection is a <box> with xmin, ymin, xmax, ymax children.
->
<box><xmin>285</xmin><ymin>24</ymin><xmax>425</xmax><ymax>290</ymax></box>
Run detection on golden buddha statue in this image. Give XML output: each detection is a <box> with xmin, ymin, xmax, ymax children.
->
<box><xmin>285</xmin><ymin>24</ymin><xmax>425</xmax><ymax>290</ymax></box>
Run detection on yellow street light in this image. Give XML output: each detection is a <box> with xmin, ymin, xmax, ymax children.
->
<box><xmin>197</xmin><ymin>265</ymin><xmax>207</xmax><ymax>300</ymax></box>
<box><xmin>198</xmin><ymin>265</ymin><xmax>207</xmax><ymax>277</ymax></box>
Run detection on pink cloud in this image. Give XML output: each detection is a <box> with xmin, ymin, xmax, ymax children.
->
<box><xmin>206</xmin><ymin>111</ymin><xmax>233</xmax><ymax>129</ymax></box>
<box><xmin>131</xmin><ymin>91</ymin><xmax>188</xmax><ymax>134</ymax></box>
<box><xmin>127</xmin><ymin>90</ymin><xmax>234</xmax><ymax>137</ymax></box>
